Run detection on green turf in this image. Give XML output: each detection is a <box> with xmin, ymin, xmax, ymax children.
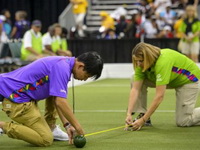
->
<box><xmin>0</xmin><ymin>79</ymin><xmax>199</xmax><ymax>150</ymax></box>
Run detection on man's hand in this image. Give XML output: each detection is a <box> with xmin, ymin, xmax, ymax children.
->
<box><xmin>66</xmin><ymin>126</ymin><xmax>76</xmax><ymax>144</ymax></box>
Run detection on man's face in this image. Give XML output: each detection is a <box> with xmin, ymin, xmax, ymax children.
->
<box><xmin>32</xmin><ymin>25</ymin><xmax>41</xmax><ymax>33</ymax></box>
<box><xmin>73</xmin><ymin>65</ymin><xmax>91</xmax><ymax>81</ymax></box>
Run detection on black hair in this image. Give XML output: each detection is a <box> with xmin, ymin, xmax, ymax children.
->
<box><xmin>62</xmin><ymin>27</ymin><xmax>68</xmax><ymax>35</ymax></box>
<box><xmin>77</xmin><ymin>52</ymin><xmax>103</xmax><ymax>80</ymax></box>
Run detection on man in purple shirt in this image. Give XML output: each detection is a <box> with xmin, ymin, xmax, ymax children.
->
<box><xmin>0</xmin><ymin>51</ymin><xmax>103</xmax><ymax>146</ymax></box>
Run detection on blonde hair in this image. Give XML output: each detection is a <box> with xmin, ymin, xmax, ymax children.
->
<box><xmin>185</xmin><ymin>5</ymin><xmax>198</xmax><ymax>18</ymax></box>
<box><xmin>132</xmin><ymin>42</ymin><xmax>160</xmax><ymax>72</ymax></box>
<box><xmin>15</xmin><ymin>11</ymin><xmax>27</xmax><ymax>20</ymax></box>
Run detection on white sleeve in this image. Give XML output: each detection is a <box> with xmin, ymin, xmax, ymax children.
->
<box><xmin>42</xmin><ymin>34</ymin><xmax>52</xmax><ymax>46</ymax></box>
<box><xmin>23</xmin><ymin>31</ymin><xmax>32</xmax><ymax>48</ymax></box>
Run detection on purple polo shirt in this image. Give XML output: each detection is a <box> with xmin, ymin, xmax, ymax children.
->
<box><xmin>0</xmin><ymin>56</ymin><xmax>75</xmax><ymax>103</ymax></box>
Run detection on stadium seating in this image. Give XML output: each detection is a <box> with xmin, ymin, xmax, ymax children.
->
<box><xmin>86</xmin><ymin>0</ymin><xmax>138</xmax><ymax>32</ymax></box>
<box><xmin>0</xmin><ymin>42</ymin><xmax>31</xmax><ymax>73</ymax></box>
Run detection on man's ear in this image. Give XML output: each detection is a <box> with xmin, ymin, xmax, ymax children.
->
<box><xmin>77</xmin><ymin>62</ymin><xmax>85</xmax><ymax>69</ymax></box>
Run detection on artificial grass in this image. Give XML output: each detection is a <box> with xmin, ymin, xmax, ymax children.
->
<box><xmin>0</xmin><ymin>79</ymin><xmax>199</xmax><ymax>150</ymax></box>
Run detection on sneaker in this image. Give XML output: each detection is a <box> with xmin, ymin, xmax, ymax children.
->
<box><xmin>133</xmin><ymin>113</ymin><xmax>152</xmax><ymax>126</ymax></box>
<box><xmin>0</xmin><ymin>128</ymin><xmax>3</xmax><ymax>135</ymax></box>
<box><xmin>52</xmin><ymin>125</ymin><xmax>69</xmax><ymax>141</ymax></box>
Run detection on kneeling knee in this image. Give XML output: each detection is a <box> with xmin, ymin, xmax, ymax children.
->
<box><xmin>43</xmin><ymin>135</ymin><xmax>53</xmax><ymax>147</ymax></box>
<box><xmin>39</xmin><ymin>134</ymin><xmax>53</xmax><ymax>147</ymax></box>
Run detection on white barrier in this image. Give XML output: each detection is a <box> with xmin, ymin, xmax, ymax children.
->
<box><xmin>68</xmin><ymin>63</ymin><xmax>133</xmax><ymax>87</ymax></box>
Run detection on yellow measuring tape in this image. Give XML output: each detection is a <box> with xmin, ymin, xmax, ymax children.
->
<box><xmin>85</xmin><ymin>125</ymin><xmax>127</xmax><ymax>137</ymax></box>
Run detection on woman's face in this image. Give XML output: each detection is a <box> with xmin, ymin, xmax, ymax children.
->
<box><xmin>55</xmin><ymin>27</ymin><xmax>62</xmax><ymax>36</ymax></box>
<box><xmin>187</xmin><ymin>9</ymin><xmax>195</xmax><ymax>18</ymax></box>
<box><xmin>134</xmin><ymin>56</ymin><xmax>144</xmax><ymax>68</ymax></box>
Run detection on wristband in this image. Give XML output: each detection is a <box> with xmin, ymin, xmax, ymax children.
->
<box><xmin>63</xmin><ymin>122</ymin><xmax>71</xmax><ymax>129</ymax></box>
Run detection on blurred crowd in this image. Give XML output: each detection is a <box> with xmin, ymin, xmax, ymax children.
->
<box><xmin>96</xmin><ymin>0</ymin><xmax>200</xmax><ymax>40</ymax></box>
<box><xmin>0</xmin><ymin>10</ymin><xmax>72</xmax><ymax>61</ymax></box>
<box><xmin>0</xmin><ymin>0</ymin><xmax>200</xmax><ymax>62</ymax></box>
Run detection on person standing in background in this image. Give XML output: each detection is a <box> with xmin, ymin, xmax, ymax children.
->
<box><xmin>0</xmin><ymin>15</ymin><xmax>8</xmax><ymax>43</ymax></box>
<box><xmin>1</xmin><ymin>9</ymin><xmax>12</xmax><ymax>38</ymax></box>
<box><xmin>70</xmin><ymin>0</ymin><xmax>88</xmax><ymax>38</ymax></box>
<box><xmin>179</xmin><ymin>5</ymin><xmax>200</xmax><ymax>62</ymax></box>
<box><xmin>10</xmin><ymin>11</ymin><xmax>30</xmax><ymax>40</ymax></box>
<box><xmin>99</xmin><ymin>11</ymin><xmax>115</xmax><ymax>38</ymax></box>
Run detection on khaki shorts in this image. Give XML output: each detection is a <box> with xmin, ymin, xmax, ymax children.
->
<box><xmin>181</xmin><ymin>41</ymin><xmax>200</xmax><ymax>55</ymax></box>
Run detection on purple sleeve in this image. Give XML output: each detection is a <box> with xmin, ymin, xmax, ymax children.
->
<box><xmin>49</xmin><ymin>61</ymin><xmax>70</xmax><ymax>98</ymax></box>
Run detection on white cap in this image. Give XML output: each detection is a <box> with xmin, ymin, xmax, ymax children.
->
<box><xmin>163</xmin><ymin>25</ymin><xmax>171</xmax><ymax>31</ymax></box>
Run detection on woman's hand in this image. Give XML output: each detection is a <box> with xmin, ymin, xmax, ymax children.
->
<box><xmin>124</xmin><ymin>114</ymin><xmax>133</xmax><ymax>131</ymax></box>
<box><xmin>131</xmin><ymin>118</ymin><xmax>145</xmax><ymax>131</ymax></box>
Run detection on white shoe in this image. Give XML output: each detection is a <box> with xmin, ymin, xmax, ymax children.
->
<box><xmin>52</xmin><ymin>125</ymin><xmax>69</xmax><ymax>141</ymax></box>
<box><xmin>0</xmin><ymin>128</ymin><xmax>3</xmax><ymax>135</ymax></box>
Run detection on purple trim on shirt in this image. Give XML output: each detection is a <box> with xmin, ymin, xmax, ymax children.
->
<box><xmin>172</xmin><ymin>66</ymin><xmax>198</xmax><ymax>82</ymax></box>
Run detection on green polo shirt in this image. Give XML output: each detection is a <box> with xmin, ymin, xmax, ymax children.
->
<box><xmin>179</xmin><ymin>19</ymin><xmax>200</xmax><ymax>42</ymax></box>
<box><xmin>134</xmin><ymin>49</ymin><xmax>200</xmax><ymax>87</ymax></box>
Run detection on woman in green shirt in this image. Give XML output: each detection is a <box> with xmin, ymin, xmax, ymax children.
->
<box><xmin>179</xmin><ymin>5</ymin><xmax>200</xmax><ymax>62</ymax></box>
<box><xmin>125</xmin><ymin>42</ymin><xmax>200</xmax><ymax>131</ymax></box>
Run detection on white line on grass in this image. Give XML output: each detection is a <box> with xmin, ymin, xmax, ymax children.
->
<box><xmin>74</xmin><ymin>110</ymin><xmax>175</xmax><ymax>113</ymax></box>
<box><xmin>83</xmin><ymin>84</ymin><xmax>130</xmax><ymax>87</ymax></box>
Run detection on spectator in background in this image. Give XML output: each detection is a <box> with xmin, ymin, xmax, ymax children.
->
<box><xmin>21</xmin><ymin>20</ymin><xmax>44</xmax><ymax>61</ymax></box>
<box><xmin>11</xmin><ymin>11</ymin><xmax>30</xmax><ymax>40</ymax></box>
<box><xmin>157</xmin><ymin>25</ymin><xmax>174</xmax><ymax>38</ymax></box>
<box><xmin>179</xmin><ymin>5</ymin><xmax>200</xmax><ymax>62</ymax></box>
<box><xmin>42</xmin><ymin>25</ymin><xmax>57</xmax><ymax>56</ymax></box>
<box><xmin>156</xmin><ymin>15</ymin><xmax>166</xmax><ymax>31</ymax></box>
<box><xmin>153</xmin><ymin>0</ymin><xmax>172</xmax><ymax>16</ymax></box>
<box><xmin>125</xmin><ymin>13</ymin><xmax>142</xmax><ymax>38</ymax></box>
<box><xmin>70</xmin><ymin>0</ymin><xmax>88</xmax><ymax>38</ymax></box>
<box><xmin>159</xmin><ymin>5</ymin><xmax>177</xmax><ymax>26</ymax></box>
<box><xmin>142</xmin><ymin>15</ymin><xmax>159</xmax><ymax>38</ymax></box>
<box><xmin>174</xmin><ymin>13</ymin><xmax>185</xmax><ymax>38</ymax></box>
<box><xmin>115</xmin><ymin>15</ymin><xmax>127</xmax><ymax>38</ymax></box>
<box><xmin>105</xmin><ymin>29</ymin><xmax>117</xmax><ymax>39</ymax></box>
<box><xmin>136</xmin><ymin>0</ymin><xmax>154</xmax><ymax>18</ymax></box>
<box><xmin>1</xmin><ymin>9</ymin><xmax>12</xmax><ymax>38</ymax></box>
<box><xmin>0</xmin><ymin>15</ymin><xmax>8</xmax><ymax>43</ymax></box>
<box><xmin>43</xmin><ymin>24</ymin><xmax>72</xmax><ymax>57</ymax></box>
<box><xmin>99</xmin><ymin>11</ymin><xmax>115</xmax><ymax>38</ymax></box>
<box><xmin>51</xmin><ymin>24</ymin><xmax>72</xmax><ymax>56</ymax></box>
